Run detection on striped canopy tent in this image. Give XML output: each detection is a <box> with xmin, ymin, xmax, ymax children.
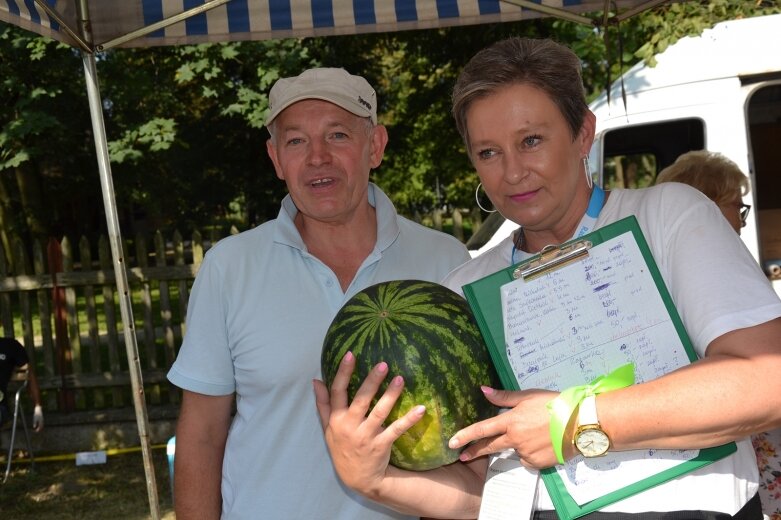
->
<box><xmin>0</xmin><ymin>1</ymin><xmax>675</xmax><ymax>518</ymax></box>
<box><xmin>3</xmin><ymin>0</ymin><xmax>669</xmax><ymax>50</ymax></box>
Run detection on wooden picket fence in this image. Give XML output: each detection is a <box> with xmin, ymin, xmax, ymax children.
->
<box><xmin>0</xmin><ymin>208</ymin><xmax>479</xmax><ymax>424</ymax></box>
<box><xmin>0</xmin><ymin>227</ymin><xmax>236</xmax><ymax>418</ymax></box>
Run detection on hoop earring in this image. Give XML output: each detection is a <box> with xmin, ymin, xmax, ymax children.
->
<box><xmin>475</xmin><ymin>183</ymin><xmax>497</xmax><ymax>213</ymax></box>
<box><xmin>583</xmin><ymin>156</ymin><xmax>593</xmax><ymax>189</ymax></box>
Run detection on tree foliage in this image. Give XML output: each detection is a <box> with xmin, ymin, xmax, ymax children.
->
<box><xmin>0</xmin><ymin>0</ymin><xmax>778</xmax><ymax>251</ymax></box>
<box><xmin>98</xmin><ymin>39</ymin><xmax>319</xmax><ymax>233</ymax></box>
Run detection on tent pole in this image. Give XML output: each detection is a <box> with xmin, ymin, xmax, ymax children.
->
<box><xmin>75</xmin><ymin>0</ymin><xmax>161</xmax><ymax>515</ymax></box>
<box><xmin>80</xmin><ymin>51</ymin><xmax>162</xmax><ymax>520</ymax></box>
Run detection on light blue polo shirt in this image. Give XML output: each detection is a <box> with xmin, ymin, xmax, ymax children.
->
<box><xmin>167</xmin><ymin>183</ymin><xmax>469</xmax><ymax>519</ymax></box>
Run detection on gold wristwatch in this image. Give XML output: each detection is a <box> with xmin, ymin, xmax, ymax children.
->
<box><xmin>573</xmin><ymin>395</ymin><xmax>610</xmax><ymax>457</ymax></box>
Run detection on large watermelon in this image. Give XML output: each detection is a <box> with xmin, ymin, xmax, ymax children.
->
<box><xmin>321</xmin><ymin>279</ymin><xmax>501</xmax><ymax>471</ymax></box>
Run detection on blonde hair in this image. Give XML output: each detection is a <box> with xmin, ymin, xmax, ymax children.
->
<box><xmin>655</xmin><ymin>150</ymin><xmax>749</xmax><ymax>205</ymax></box>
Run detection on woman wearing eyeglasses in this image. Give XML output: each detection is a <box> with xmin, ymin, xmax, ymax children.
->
<box><xmin>655</xmin><ymin>150</ymin><xmax>751</xmax><ymax>233</ymax></box>
<box><xmin>656</xmin><ymin>149</ymin><xmax>780</xmax><ymax>518</ymax></box>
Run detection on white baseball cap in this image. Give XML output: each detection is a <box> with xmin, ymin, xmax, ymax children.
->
<box><xmin>265</xmin><ymin>67</ymin><xmax>377</xmax><ymax>127</ymax></box>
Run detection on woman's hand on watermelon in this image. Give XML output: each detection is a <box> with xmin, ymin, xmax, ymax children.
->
<box><xmin>448</xmin><ymin>387</ymin><xmax>570</xmax><ymax>469</ymax></box>
<box><xmin>313</xmin><ymin>351</ymin><xmax>426</xmax><ymax>496</ymax></box>
<box><xmin>315</xmin><ymin>352</ymin><xmax>489</xmax><ymax>517</ymax></box>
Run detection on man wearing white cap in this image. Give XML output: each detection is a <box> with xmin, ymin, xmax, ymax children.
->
<box><xmin>168</xmin><ymin>68</ymin><xmax>470</xmax><ymax>519</ymax></box>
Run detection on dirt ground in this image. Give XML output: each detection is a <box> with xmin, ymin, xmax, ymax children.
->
<box><xmin>0</xmin><ymin>447</ymin><xmax>175</xmax><ymax>519</ymax></box>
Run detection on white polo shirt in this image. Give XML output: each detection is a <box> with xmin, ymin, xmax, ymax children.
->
<box><xmin>168</xmin><ymin>183</ymin><xmax>470</xmax><ymax>519</ymax></box>
<box><xmin>444</xmin><ymin>183</ymin><xmax>781</xmax><ymax>515</ymax></box>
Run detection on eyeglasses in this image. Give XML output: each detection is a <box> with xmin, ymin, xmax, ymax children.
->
<box><xmin>739</xmin><ymin>203</ymin><xmax>751</xmax><ymax>225</ymax></box>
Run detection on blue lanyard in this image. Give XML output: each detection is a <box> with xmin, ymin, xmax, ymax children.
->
<box><xmin>511</xmin><ymin>185</ymin><xmax>605</xmax><ymax>265</ymax></box>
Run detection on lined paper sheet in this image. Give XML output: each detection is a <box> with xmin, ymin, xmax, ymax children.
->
<box><xmin>500</xmin><ymin>232</ymin><xmax>697</xmax><ymax>505</ymax></box>
<box><xmin>479</xmin><ymin>451</ymin><xmax>539</xmax><ymax>520</ymax></box>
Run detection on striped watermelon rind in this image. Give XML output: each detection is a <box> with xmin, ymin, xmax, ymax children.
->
<box><xmin>321</xmin><ymin>279</ymin><xmax>501</xmax><ymax>471</ymax></box>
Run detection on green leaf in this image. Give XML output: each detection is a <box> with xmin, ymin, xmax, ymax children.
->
<box><xmin>0</xmin><ymin>150</ymin><xmax>30</xmax><ymax>170</ymax></box>
<box><xmin>176</xmin><ymin>64</ymin><xmax>195</xmax><ymax>83</ymax></box>
<box><xmin>220</xmin><ymin>44</ymin><xmax>239</xmax><ymax>60</ymax></box>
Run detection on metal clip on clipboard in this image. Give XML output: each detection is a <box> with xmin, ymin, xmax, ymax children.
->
<box><xmin>512</xmin><ymin>240</ymin><xmax>592</xmax><ymax>281</ymax></box>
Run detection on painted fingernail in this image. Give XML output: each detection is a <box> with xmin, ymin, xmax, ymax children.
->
<box><xmin>481</xmin><ymin>385</ymin><xmax>495</xmax><ymax>395</ymax></box>
<box><xmin>392</xmin><ymin>375</ymin><xmax>403</xmax><ymax>386</ymax></box>
<box><xmin>413</xmin><ymin>405</ymin><xmax>425</xmax><ymax>416</ymax></box>
<box><xmin>376</xmin><ymin>362</ymin><xmax>388</xmax><ymax>373</ymax></box>
<box><xmin>343</xmin><ymin>351</ymin><xmax>354</xmax><ymax>363</ymax></box>
<box><xmin>459</xmin><ymin>451</ymin><xmax>472</xmax><ymax>462</ymax></box>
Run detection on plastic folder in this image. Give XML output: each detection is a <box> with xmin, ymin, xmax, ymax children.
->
<box><xmin>462</xmin><ymin>216</ymin><xmax>736</xmax><ymax>519</ymax></box>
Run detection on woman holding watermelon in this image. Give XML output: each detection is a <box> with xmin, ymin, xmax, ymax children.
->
<box><xmin>315</xmin><ymin>37</ymin><xmax>781</xmax><ymax>519</ymax></box>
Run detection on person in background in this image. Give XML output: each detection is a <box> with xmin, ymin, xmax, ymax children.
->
<box><xmin>315</xmin><ymin>37</ymin><xmax>781</xmax><ymax>518</ymax></box>
<box><xmin>167</xmin><ymin>67</ymin><xmax>471</xmax><ymax>519</ymax></box>
<box><xmin>655</xmin><ymin>149</ymin><xmax>751</xmax><ymax>234</ymax></box>
<box><xmin>657</xmin><ymin>149</ymin><xmax>780</xmax><ymax>519</ymax></box>
<box><xmin>0</xmin><ymin>336</ymin><xmax>44</xmax><ymax>433</ymax></box>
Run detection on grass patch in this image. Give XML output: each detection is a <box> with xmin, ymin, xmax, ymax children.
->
<box><xmin>0</xmin><ymin>448</ymin><xmax>174</xmax><ymax>519</ymax></box>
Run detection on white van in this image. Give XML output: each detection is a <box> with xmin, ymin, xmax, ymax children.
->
<box><xmin>469</xmin><ymin>13</ymin><xmax>781</xmax><ymax>296</ymax></box>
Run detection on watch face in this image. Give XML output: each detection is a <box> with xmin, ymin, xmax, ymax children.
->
<box><xmin>575</xmin><ymin>427</ymin><xmax>610</xmax><ymax>457</ymax></box>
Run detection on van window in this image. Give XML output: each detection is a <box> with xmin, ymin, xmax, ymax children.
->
<box><xmin>601</xmin><ymin>119</ymin><xmax>706</xmax><ymax>189</ymax></box>
<box><xmin>747</xmin><ymin>82</ymin><xmax>781</xmax><ymax>280</ymax></box>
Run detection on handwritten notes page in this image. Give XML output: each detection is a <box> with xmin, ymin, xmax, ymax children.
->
<box><xmin>500</xmin><ymin>232</ymin><xmax>697</xmax><ymax>505</ymax></box>
<box><xmin>478</xmin><ymin>451</ymin><xmax>540</xmax><ymax>520</ymax></box>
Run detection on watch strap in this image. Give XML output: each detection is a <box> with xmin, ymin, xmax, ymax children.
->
<box><xmin>546</xmin><ymin>363</ymin><xmax>634</xmax><ymax>464</ymax></box>
<box><xmin>578</xmin><ymin>394</ymin><xmax>599</xmax><ymax>426</ymax></box>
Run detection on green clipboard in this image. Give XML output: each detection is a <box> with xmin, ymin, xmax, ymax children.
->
<box><xmin>462</xmin><ymin>216</ymin><xmax>736</xmax><ymax>519</ymax></box>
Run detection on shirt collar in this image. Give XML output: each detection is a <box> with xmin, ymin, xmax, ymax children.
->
<box><xmin>274</xmin><ymin>183</ymin><xmax>400</xmax><ymax>253</ymax></box>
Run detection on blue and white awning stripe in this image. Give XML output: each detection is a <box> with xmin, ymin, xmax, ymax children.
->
<box><xmin>133</xmin><ymin>0</ymin><xmax>528</xmax><ymax>44</ymax></box>
<box><xmin>1</xmin><ymin>0</ymin><xmax>62</xmax><ymax>39</ymax></box>
<box><xmin>2</xmin><ymin>0</ymin><xmax>58</xmax><ymax>28</ymax></box>
<box><xmin>1</xmin><ymin>0</ymin><xmax>652</xmax><ymax>49</ymax></box>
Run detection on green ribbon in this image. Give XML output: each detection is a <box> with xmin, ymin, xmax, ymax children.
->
<box><xmin>546</xmin><ymin>363</ymin><xmax>635</xmax><ymax>464</ymax></box>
